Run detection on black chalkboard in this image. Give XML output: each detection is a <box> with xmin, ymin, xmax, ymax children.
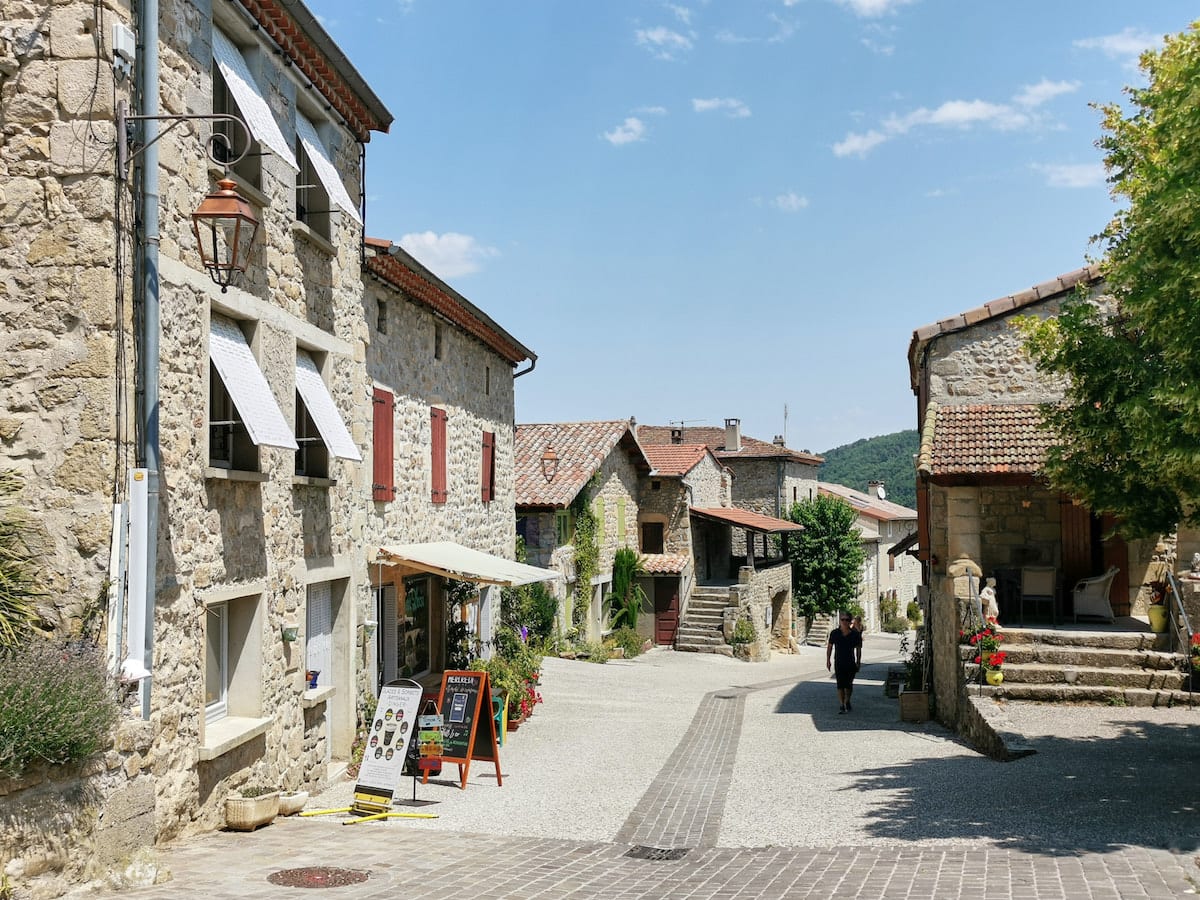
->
<box><xmin>435</xmin><ymin>670</ymin><xmax>501</xmax><ymax>789</ymax></box>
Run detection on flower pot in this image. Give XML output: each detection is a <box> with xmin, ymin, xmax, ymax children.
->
<box><xmin>225</xmin><ymin>791</ymin><xmax>280</xmax><ymax>831</ymax></box>
<box><xmin>305</xmin><ymin>669</ymin><xmax>321</xmax><ymax>689</ymax></box>
<box><xmin>507</xmin><ymin>714</ymin><xmax>525</xmax><ymax>732</ymax></box>
<box><xmin>1147</xmin><ymin>605</ymin><xmax>1169</xmax><ymax>633</ymax></box>
<box><xmin>278</xmin><ymin>790</ymin><xmax>308</xmax><ymax>816</ymax></box>
<box><xmin>985</xmin><ymin>669</ymin><xmax>1004</xmax><ymax>686</ymax></box>
<box><xmin>899</xmin><ymin>689</ymin><xmax>929</xmax><ymax>723</ymax></box>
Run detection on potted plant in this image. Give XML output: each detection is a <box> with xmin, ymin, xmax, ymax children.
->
<box><xmin>1147</xmin><ymin>582</ymin><xmax>1169</xmax><ymax>633</ymax></box>
<box><xmin>224</xmin><ymin>785</ymin><xmax>280</xmax><ymax>831</ymax></box>
<box><xmin>982</xmin><ymin>650</ymin><xmax>1007</xmax><ymax>685</ymax></box>
<box><xmin>278</xmin><ymin>789</ymin><xmax>309</xmax><ymax>816</ymax></box>
<box><xmin>899</xmin><ymin>627</ymin><xmax>930</xmax><ymax>722</ymax></box>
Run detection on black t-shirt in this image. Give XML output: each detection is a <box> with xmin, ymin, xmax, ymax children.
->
<box><xmin>827</xmin><ymin>627</ymin><xmax>862</xmax><ymax>667</ymax></box>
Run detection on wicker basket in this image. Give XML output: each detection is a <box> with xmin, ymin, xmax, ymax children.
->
<box><xmin>224</xmin><ymin>791</ymin><xmax>280</xmax><ymax>831</ymax></box>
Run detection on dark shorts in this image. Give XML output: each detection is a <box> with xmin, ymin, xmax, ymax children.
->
<box><xmin>834</xmin><ymin>663</ymin><xmax>858</xmax><ymax>689</ymax></box>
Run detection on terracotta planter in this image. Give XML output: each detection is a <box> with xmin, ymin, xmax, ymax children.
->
<box><xmin>507</xmin><ymin>714</ymin><xmax>526</xmax><ymax>732</ymax></box>
<box><xmin>985</xmin><ymin>669</ymin><xmax>1004</xmax><ymax>686</ymax></box>
<box><xmin>225</xmin><ymin>791</ymin><xmax>280</xmax><ymax>831</ymax></box>
<box><xmin>899</xmin><ymin>689</ymin><xmax>929</xmax><ymax>723</ymax></box>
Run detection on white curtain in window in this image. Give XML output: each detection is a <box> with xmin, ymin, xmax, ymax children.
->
<box><xmin>295</xmin><ymin>112</ymin><xmax>362</xmax><ymax>224</ymax></box>
<box><xmin>306</xmin><ymin>582</ymin><xmax>333</xmax><ymax>688</ymax></box>
<box><xmin>211</xmin><ymin>29</ymin><xmax>298</xmax><ymax>169</ymax></box>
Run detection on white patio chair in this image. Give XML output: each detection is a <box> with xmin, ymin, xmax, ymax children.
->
<box><xmin>1072</xmin><ymin>566</ymin><xmax>1118</xmax><ymax>623</ymax></box>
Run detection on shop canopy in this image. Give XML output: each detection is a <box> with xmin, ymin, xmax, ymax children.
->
<box><xmin>377</xmin><ymin>542</ymin><xmax>559</xmax><ymax>587</ymax></box>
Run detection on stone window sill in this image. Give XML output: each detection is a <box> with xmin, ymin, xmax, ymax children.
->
<box><xmin>205</xmin><ymin>467</ymin><xmax>268</xmax><ymax>483</ymax></box>
<box><xmin>293</xmin><ymin>475</ymin><xmax>336</xmax><ymax>488</ymax></box>
<box><xmin>301</xmin><ymin>685</ymin><xmax>336</xmax><ymax>708</ymax></box>
<box><xmin>292</xmin><ymin>221</ymin><xmax>336</xmax><ymax>256</ymax></box>
<box><xmin>199</xmin><ymin>715</ymin><xmax>272</xmax><ymax>761</ymax></box>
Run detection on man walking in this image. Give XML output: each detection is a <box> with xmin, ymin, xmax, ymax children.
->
<box><xmin>826</xmin><ymin>612</ymin><xmax>863</xmax><ymax>713</ymax></box>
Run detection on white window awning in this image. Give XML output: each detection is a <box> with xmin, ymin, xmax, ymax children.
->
<box><xmin>295</xmin><ymin>351</ymin><xmax>361</xmax><ymax>461</ymax></box>
<box><xmin>296</xmin><ymin>112</ymin><xmax>362</xmax><ymax>224</ymax></box>
<box><xmin>209</xmin><ymin>314</ymin><xmax>298</xmax><ymax>450</ymax></box>
<box><xmin>212</xmin><ymin>29</ymin><xmax>299</xmax><ymax>170</ymax></box>
<box><xmin>377</xmin><ymin>542</ymin><xmax>560</xmax><ymax>587</ymax></box>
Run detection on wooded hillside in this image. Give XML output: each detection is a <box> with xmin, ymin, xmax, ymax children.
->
<box><xmin>819</xmin><ymin>430</ymin><xmax>919</xmax><ymax>509</ymax></box>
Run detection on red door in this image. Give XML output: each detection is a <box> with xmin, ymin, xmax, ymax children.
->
<box><xmin>654</xmin><ymin>579</ymin><xmax>679</xmax><ymax>645</ymax></box>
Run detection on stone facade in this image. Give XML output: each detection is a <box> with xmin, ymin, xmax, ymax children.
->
<box><xmin>728</xmin><ymin>458</ymin><xmax>817</xmax><ymax>556</ymax></box>
<box><xmin>720</xmin><ymin>562</ymin><xmax>793</xmax><ymax>661</ymax></box>
<box><xmin>576</xmin><ymin>448</ymin><xmax>642</xmax><ymax>640</ymax></box>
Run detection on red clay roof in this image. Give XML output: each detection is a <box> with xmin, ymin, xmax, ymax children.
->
<box><xmin>907</xmin><ymin>265</ymin><xmax>1103</xmax><ymax>391</ymax></box>
<box><xmin>637</xmin><ymin>425</ymin><xmax>823</xmax><ymax>465</ymax></box>
<box><xmin>640</xmin><ymin>553</ymin><xmax>690</xmax><ymax>575</ymax></box>
<box><xmin>364</xmin><ymin>239</ymin><xmax>533</xmax><ymax>366</ymax></box>
<box><xmin>236</xmin><ymin>0</ymin><xmax>392</xmax><ymax>141</ymax></box>
<box><xmin>690</xmin><ymin>507</ymin><xmax>804</xmax><ymax>533</ymax></box>
<box><xmin>514</xmin><ymin>421</ymin><xmax>650</xmax><ymax>508</ymax></box>
<box><xmin>642</xmin><ymin>444</ymin><xmax>710</xmax><ymax>477</ymax></box>
<box><xmin>818</xmin><ymin>482</ymin><xmax>917</xmax><ymax>521</ymax></box>
<box><xmin>919</xmin><ymin>403</ymin><xmax>1052</xmax><ymax>477</ymax></box>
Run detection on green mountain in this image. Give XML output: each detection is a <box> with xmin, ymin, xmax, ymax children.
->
<box><xmin>819</xmin><ymin>430</ymin><xmax>919</xmax><ymax>510</ymax></box>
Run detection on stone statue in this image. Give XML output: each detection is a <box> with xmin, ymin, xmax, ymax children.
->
<box><xmin>980</xmin><ymin>577</ymin><xmax>1000</xmax><ymax>622</ymax></box>
<box><xmin>1191</xmin><ymin>552</ymin><xmax>1200</xmax><ymax>575</ymax></box>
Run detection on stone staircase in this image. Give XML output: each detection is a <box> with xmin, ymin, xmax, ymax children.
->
<box><xmin>963</xmin><ymin>627</ymin><xmax>1195</xmax><ymax>706</ymax></box>
<box><xmin>675</xmin><ymin>587</ymin><xmax>734</xmax><ymax>656</ymax></box>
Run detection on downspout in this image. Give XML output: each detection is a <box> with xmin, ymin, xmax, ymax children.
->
<box><xmin>513</xmin><ymin>356</ymin><xmax>536</xmax><ymax>379</ymax></box>
<box><xmin>134</xmin><ymin>0</ymin><xmax>161</xmax><ymax>721</ymax></box>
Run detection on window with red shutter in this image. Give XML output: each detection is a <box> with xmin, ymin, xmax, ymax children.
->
<box><xmin>372</xmin><ymin>388</ymin><xmax>394</xmax><ymax>501</ymax></box>
<box><xmin>431</xmin><ymin>407</ymin><xmax>447</xmax><ymax>504</ymax></box>
<box><xmin>481</xmin><ymin>430</ymin><xmax>495</xmax><ymax>502</ymax></box>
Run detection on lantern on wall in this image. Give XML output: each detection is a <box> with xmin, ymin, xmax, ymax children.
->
<box><xmin>191</xmin><ymin>178</ymin><xmax>260</xmax><ymax>292</ymax></box>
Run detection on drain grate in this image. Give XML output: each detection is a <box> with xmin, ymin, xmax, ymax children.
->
<box><xmin>267</xmin><ymin>867</ymin><xmax>370</xmax><ymax>889</ymax></box>
<box><xmin>624</xmin><ymin>846</ymin><xmax>689</xmax><ymax>861</ymax></box>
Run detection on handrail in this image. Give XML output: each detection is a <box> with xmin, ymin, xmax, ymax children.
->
<box><xmin>1163</xmin><ymin>570</ymin><xmax>1194</xmax><ymax>698</ymax></box>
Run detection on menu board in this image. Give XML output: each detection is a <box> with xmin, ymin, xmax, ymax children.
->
<box><xmin>434</xmin><ymin>670</ymin><xmax>502</xmax><ymax>789</ymax></box>
<box><xmin>353</xmin><ymin>679</ymin><xmax>423</xmax><ymax>812</ymax></box>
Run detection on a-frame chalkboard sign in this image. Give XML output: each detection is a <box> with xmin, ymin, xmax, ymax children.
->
<box><xmin>433</xmin><ymin>670</ymin><xmax>502</xmax><ymax>790</ymax></box>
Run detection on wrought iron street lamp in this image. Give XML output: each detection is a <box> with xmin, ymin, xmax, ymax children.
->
<box><xmin>191</xmin><ymin>178</ymin><xmax>260</xmax><ymax>292</ymax></box>
<box><xmin>541</xmin><ymin>445</ymin><xmax>559</xmax><ymax>482</ymax></box>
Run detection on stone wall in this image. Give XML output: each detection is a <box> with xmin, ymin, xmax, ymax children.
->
<box><xmin>727</xmin><ymin>561</ymin><xmax>792</xmax><ymax>661</ymax></box>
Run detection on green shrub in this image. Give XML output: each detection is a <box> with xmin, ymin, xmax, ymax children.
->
<box><xmin>731</xmin><ymin>616</ymin><xmax>756</xmax><ymax>646</ymax></box>
<box><xmin>0</xmin><ymin>641</ymin><xmax>119</xmax><ymax>777</ymax></box>
<box><xmin>575</xmin><ymin>640</ymin><xmax>611</xmax><ymax>663</ymax></box>
<box><xmin>607</xmin><ymin>626</ymin><xmax>644</xmax><ymax>659</ymax></box>
<box><xmin>905</xmin><ymin>600</ymin><xmax>922</xmax><ymax>625</ymax></box>
<box><xmin>879</xmin><ymin>594</ymin><xmax>900</xmax><ymax>623</ymax></box>
<box><xmin>881</xmin><ymin>616</ymin><xmax>910</xmax><ymax>634</ymax></box>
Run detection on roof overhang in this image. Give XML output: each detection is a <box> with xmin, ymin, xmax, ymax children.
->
<box><xmin>376</xmin><ymin>542</ymin><xmax>559</xmax><ymax>587</ymax></box>
<box><xmin>888</xmin><ymin>531</ymin><xmax>920</xmax><ymax>558</ymax></box>
<box><xmin>689</xmin><ymin>507</ymin><xmax>804</xmax><ymax>535</ymax></box>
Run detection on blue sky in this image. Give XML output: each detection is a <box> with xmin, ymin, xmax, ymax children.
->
<box><xmin>308</xmin><ymin>0</ymin><xmax>1197</xmax><ymax>455</ymax></box>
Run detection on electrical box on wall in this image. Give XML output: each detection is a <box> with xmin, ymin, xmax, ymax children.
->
<box><xmin>112</xmin><ymin>22</ymin><xmax>136</xmax><ymax>79</ymax></box>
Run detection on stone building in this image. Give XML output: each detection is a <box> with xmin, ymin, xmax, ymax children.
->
<box><xmin>908</xmin><ymin>267</ymin><xmax>1158</xmax><ymax>731</ymax></box>
<box><xmin>818</xmin><ymin>481</ymin><xmax>920</xmax><ymax>631</ymax></box>
<box><xmin>514</xmin><ymin>420</ymin><xmax>650</xmax><ymax>641</ymax></box>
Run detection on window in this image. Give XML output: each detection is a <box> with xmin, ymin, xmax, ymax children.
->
<box><xmin>642</xmin><ymin>522</ymin><xmax>665</xmax><ymax>554</ymax></box>
<box><xmin>481</xmin><ymin>430</ymin><xmax>495</xmax><ymax>502</ymax></box>
<box><xmin>306</xmin><ymin>582</ymin><xmax>332</xmax><ymax>688</ymax></box>
<box><xmin>651</xmin><ymin>480</ymin><xmax>661</xmax><ymax>491</ymax></box>
<box><xmin>294</xmin><ymin>350</ymin><xmax>361</xmax><ymax>479</ymax></box>
<box><xmin>294</xmin><ymin>111</ymin><xmax>362</xmax><ymax>227</ymax></box>
<box><xmin>203</xmin><ymin>593</ymin><xmax>262</xmax><ymax>726</ymax></box>
<box><xmin>372</xmin><ymin>387</ymin><xmax>394</xmax><ymax>501</ymax></box>
<box><xmin>208</xmin><ymin>314</ymin><xmax>297</xmax><ymax>471</ymax></box>
<box><xmin>434</xmin><ymin>323</ymin><xmax>444</xmax><ymax>360</ymax></box>
<box><xmin>377</xmin><ymin>299</ymin><xmax>388</xmax><ymax>335</ymax></box>
<box><xmin>555</xmin><ymin>510</ymin><xmax>573</xmax><ymax>546</ymax></box>
<box><xmin>401</xmin><ymin>577</ymin><xmax>430</xmax><ymax>677</ymax></box>
<box><xmin>295</xmin><ymin>137</ymin><xmax>331</xmax><ymax>241</ymax></box>
<box><xmin>211</xmin><ymin>68</ymin><xmax>261</xmax><ymax>187</ymax></box>
<box><xmin>431</xmin><ymin>407</ymin><xmax>447</xmax><ymax>504</ymax></box>
<box><xmin>485</xmin><ymin>366</ymin><xmax>490</xmax><ymax>395</ymax></box>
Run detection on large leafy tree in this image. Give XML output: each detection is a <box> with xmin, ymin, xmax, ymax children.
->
<box><xmin>1018</xmin><ymin>23</ymin><xmax>1200</xmax><ymax>537</ymax></box>
<box><xmin>785</xmin><ymin>495</ymin><xmax>865</xmax><ymax>619</ymax></box>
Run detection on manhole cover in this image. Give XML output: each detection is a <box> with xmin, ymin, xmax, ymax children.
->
<box><xmin>267</xmin><ymin>867</ymin><xmax>370</xmax><ymax>888</ymax></box>
<box><xmin>624</xmin><ymin>846</ymin><xmax>689</xmax><ymax>861</ymax></box>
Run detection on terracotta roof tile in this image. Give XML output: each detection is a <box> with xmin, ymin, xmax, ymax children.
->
<box><xmin>642</xmin><ymin>444</ymin><xmax>710</xmax><ymax>477</ymax></box>
<box><xmin>637</xmin><ymin>425</ymin><xmax>822</xmax><ymax>465</ymax></box>
<box><xmin>690</xmin><ymin>507</ymin><xmax>804</xmax><ymax>533</ymax></box>
<box><xmin>924</xmin><ymin>404</ymin><xmax>1053</xmax><ymax>477</ymax></box>
<box><xmin>817</xmin><ymin>482</ymin><xmax>917</xmax><ymax>521</ymax></box>
<box><xmin>514</xmin><ymin>421</ymin><xmax>648</xmax><ymax>507</ymax></box>
<box><xmin>640</xmin><ymin>553</ymin><xmax>690</xmax><ymax>575</ymax></box>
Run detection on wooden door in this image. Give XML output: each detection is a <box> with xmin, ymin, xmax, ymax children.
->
<box><xmin>1060</xmin><ymin>497</ymin><xmax>1093</xmax><ymax>617</ymax></box>
<box><xmin>1101</xmin><ymin>514</ymin><xmax>1131</xmax><ymax>616</ymax></box>
<box><xmin>654</xmin><ymin>578</ymin><xmax>679</xmax><ymax>646</ymax></box>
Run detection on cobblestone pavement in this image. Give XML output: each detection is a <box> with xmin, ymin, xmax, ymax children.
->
<box><xmin>76</xmin><ymin>640</ymin><xmax>1200</xmax><ymax>899</ymax></box>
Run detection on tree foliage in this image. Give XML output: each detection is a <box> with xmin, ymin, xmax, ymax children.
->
<box><xmin>819</xmin><ymin>431</ymin><xmax>919</xmax><ymax>509</ymax></box>
<box><xmin>603</xmin><ymin>546</ymin><xmax>646</xmax><ymax>630</ymax></box>
<box><xmin>785</xmin><ymin>495</ymin><xmax>866</xmax><ymax>619</ymax></box>
<box><xmin>1018</xmin><ymin>23</ymin><xmax>1200</xmax><ymax>537</ymax></box>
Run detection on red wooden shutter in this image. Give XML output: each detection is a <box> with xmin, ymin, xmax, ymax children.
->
<box><xmin>372</xmin><ymin>388</ymin><xmax>394</xmax><ymax>501</ymax></box>
<box><xmin>481</xmin><ymin>430</ymin><xmax>495</xmax><ymax>502</ymax></box>
<box><xmin>431</xmin><ymin>407</ymin><xmax>447</xmax><ymax>504</ymax></box>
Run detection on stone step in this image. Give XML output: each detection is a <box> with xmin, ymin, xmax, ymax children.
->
<box><xmin>965</xmin><ymin>662</ymin><xmax>1188</xmax><ymax>690</ymax></box>
<box><xmin>677</xmin><ymin>642</ymin><xmax>734</xmax><ymax>657</ymax></box>
<box><xmin>960</xmin><ymin>644</ymin><xmax>1182</xmax><ymax>670</ymax></box>
<box><xmin>687</xmin><ymin>595</ymin><xmax>732</xmax><ymax>611</ymax></box>
<box><xmin>969</xmin><ymin>682</ymin><xmax>1197</xmax><ymax>707</ymax></box>
<box><xmin>675</xmin><ymin>628</ymin><xmax>723</xmax><ymax>644</ymax></box>
<box><xmin>682</xmin><ymin>610</ymin><xmax>724</xmax><ymax>625</ymax></box>
<box><xmin>997</xmin><ymin>628</ymin><xmax>1169</xmax><ymax>651</ymax></box>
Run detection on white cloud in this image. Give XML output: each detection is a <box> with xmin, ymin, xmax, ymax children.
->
<box><xmin>692</xmin><ymin>97</ymin><xmax>752</xmax><ymax>118</ymax></box>
<box><xmin>772</xmin><ymin>192</ymin><xmax>810</xmax><ymax>212</ymax></box>
<box><xmin>636</xmin><ymin>26</ymin><xmax>693</xmax><ymax>60</ymax></box>
<box><xmin>635</xmin><ymin>105</ymin><xmax>669</xmax><ymax>116</ymax></box>
<box><xmin>1074</xmin><ymin>27</ymin><xmax>1161</xmax><ymax>68</ymax></box>
<box><xmin>833</xmin><ymin>129</ymin><xmax>889</xmax><ymax>157</ymax></box>
<box><xmin>398</xmin><ymin>232</ymin><xmax>498</xmax><ymax>279</ymax></box>
<box><xmin>1014</xmin><ymin>78</ymin><xmax>1080</xmax><ymax>108</ymax></box>
<box><xmin>717</xmin><ymin>13</ymin><xmax>796</xmax><ymax>44</ymax></box>
<box><xmin>834</xmin><ymin>0</ymin><xmax>915</xmax><ymax>18</ymax></box>
<box><xmin>604</xmin><ymin>117</ymin><xmax>647</xmax><ymax>145</ymax></box>
<box><xmin>1032</xmin><ymin>162</ymin><xmax>1106</xmax><ymax>189</ymax></box>
<box><xmin>667</xmin><ymin>3</ymin><xmax>692</xmax><ymax>26</ymax></box>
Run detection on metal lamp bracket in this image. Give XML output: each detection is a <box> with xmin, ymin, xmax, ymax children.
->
<box><xmin>116</xmin><ymin>99</ymin><xmax>253</xmax><ymax>181</ymax></box>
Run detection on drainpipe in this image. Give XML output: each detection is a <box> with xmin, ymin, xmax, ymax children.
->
<box><xmin>133</xmin><ymin>0</ymin><xmax>161</xmax><ymax>721</ymax></box>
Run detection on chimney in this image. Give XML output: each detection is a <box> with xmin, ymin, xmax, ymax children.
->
<box><xmin>724</xmin><ymin>418</ymin><xmax>741</xmax><ymax>453</ymax></box>
<box><xmin>773</xmin><ymin>435</ymin><xmax>785</xmax><ymax>447</ymax></box>
<box><xmin>670</xmin><ymin>427</ymin><xmax>683</xmax><ymax>445</ymax></box>
<box><xmin>868</xmin><ymin>480</ymin><xmax>885</xmax><ymax>499</ymax></box>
